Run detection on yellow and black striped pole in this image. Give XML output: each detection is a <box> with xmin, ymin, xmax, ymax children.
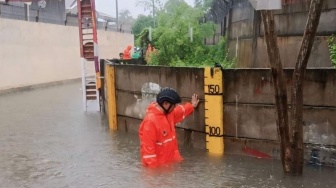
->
<box><xmin>105</xmin><ymin>64</ymin><xmax>117</xmax><ymax>130</ymax></box>
<box><xmin>204</xmin><ymin>67</ymin><xmax>224</xmax><ymax>154</ymax></box>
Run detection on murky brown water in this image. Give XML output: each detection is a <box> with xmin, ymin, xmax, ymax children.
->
<box><xmin>0</xmin><ymin>82</ymin><xmax>335</xmax><ymax>188</ymax></box>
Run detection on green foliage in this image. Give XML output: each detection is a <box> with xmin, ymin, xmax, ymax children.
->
<box><xmin>135</xmin><ymin>28</ymin><xmax>151</xmax><ymax>52</ymax></box>
<box><xmin>194</xmin><ymin>0</ymin><xmax>214</xmax><ymax>11</ymax></box>
<box><xmin>132</xmin><ymin>15</ymin><xmax>154</xmax><ymax>42</ymax></box>
<box><xmin>199</xmin><ymin>37</ymin><xmax>235</xmax><ymax>68</ymax></box>
<box><xmin>142</xmin><ymin>0</ymin><xmax>233</xmax><ymax>68</ymax></box>
<box><xmin>136</xmin><ymin>0</ymin><xmax>164</xmax><ymax>13</ymax></box>
<box><xmin>328</xmin><ymin>35</ymin><xmax>336</xmax><ymax>67</ymax></box>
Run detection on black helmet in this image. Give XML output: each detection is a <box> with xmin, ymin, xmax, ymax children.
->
<box><xmin>156</xmin><ymin>87</ymin><xmax>181</xmax><ymax>105</ymax></box>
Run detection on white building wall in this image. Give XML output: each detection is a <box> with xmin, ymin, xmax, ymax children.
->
<box><xmin>0</xmin><ymin>18</ymin><xmax>134</xmax><ymax>90</ymax></box>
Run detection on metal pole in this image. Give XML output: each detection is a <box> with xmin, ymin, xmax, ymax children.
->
<box><xmin>36</xmin><ymin>7</ymin><xmax>40</xmax><ymax>22</ymax></box>
<box><xmin>116</xmin><ymin>0</ymin><xmax>119</xmax><ymax>31</ymax></box>
<box><xmin>24</xmin><ymin>3</ymin><xmax>28</xmax><ymax>21</ymax></box>
<box><xmin>152</xmin><ymin>0</ymin><xmax>155</xmax><ymax>28</ymax></box>
<box><xmin>27</xmin><ymin>4</ymin><xmax>30</xmax><ymax>21</ymax></box>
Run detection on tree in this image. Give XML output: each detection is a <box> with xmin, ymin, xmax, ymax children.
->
<box><xmin>136</xmin><ymin>0</ymin><xmax>164</xmax><ymax>27</ymax></box>
<box><xmin>132</xmin><ymin>15</ymin><xmax>154</xmax><ymax>42</ymax></box>
<box><xmin>118</xmin><ymin>9</ymin><xmax>134</xmax><ymax>31</ymax></box>
<box><xmin>328</xmin><ymin>35</ymin><xmax>336</xmax><ymax>67</ymax></box>
<box><xmin>194</xmin><ymin>0</ymin><xmax>214</xmax><ymax>11</ymax></box>
<box><xmin>136</xmin><ymin>0</ymin><xmax>164</xmax><ymax>13</ymax></box>
<box><xmin>150</xmin><ymin>0</ymin><xmax>216</xmax><ymax>66</ymax></box>
<box><xmin>260</xmin><ymin>0</ymin><xmax>324</xmax><ymax>175</ymax></box>
<box><xmin>163</xmin><ymin>0</ymin><xmax>188</xmax><ymax>12</ymax></box>
<box><xmin>133</xmin><ymin>0</ymin><xmax>234</xmax><ymax>67</ymax></box>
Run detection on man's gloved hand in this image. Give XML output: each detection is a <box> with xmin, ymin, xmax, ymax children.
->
<box><xmin>191</xmin><ymin>94</ymin><xmax>200</xmax><ymax>108</ymax></box>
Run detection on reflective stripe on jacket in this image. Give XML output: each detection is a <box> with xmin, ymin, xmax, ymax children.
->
<box><xmin>139</xmin><ymin>102</ymin><xmax>194</xmax><ymax>168</ymax></box>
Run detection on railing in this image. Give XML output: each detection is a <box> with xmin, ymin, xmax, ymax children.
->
<box><xmin>0</xmin><ymin>3</ymin><xmax>132</xmax><ymax>33</ymax></box>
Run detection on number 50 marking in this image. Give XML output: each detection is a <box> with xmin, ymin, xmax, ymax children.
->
<box><xmin>208</xmin><ymin>84</ymin><xmax>220</xmax><ymax>94</ymax></box>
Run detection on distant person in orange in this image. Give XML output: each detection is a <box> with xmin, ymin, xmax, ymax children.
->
<box><xmin>145</xmin><ymin>44</ymin><xmax>157</xmax><ymax>63</ymax></box>
<box><xmin>123</xmin><ymin>45</ymin><xmax>132</xmax><ymax>59</ymax></box>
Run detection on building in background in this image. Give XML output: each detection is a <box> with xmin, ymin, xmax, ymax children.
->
<box><xmin>206</xmin><ymin>0</ymin><xmax>336</xmax><ymax>68</ymax></box>
<box><xmin>0</xmin><ymin>0</ymin><xmax>66</xmax><ymax>24</ymax></box>
<box><xmin>65</xmin><ymin>0</ymin><xmax>120</xmax><ymax>32</ymax></box>
<box><xmin>0</xmin><ymin>0</ymin><xmax>122</xmax><ymax>32</ymax></box>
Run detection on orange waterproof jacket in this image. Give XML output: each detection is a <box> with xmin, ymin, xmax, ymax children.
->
<box><xmin>123</xmin><ymin>45</ymin><xmax>132</xmax><ymax>59</ymax></box>
<box><xmin>139</xmin><ymin>102</ymin><xmax>194</xmax><ymax>168</ymax></box>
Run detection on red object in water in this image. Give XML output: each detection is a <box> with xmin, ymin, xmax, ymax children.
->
<box><xmin>242</xmin><ymin>145</ymin><xmax>272</xmax><ymax>159</ymax></box>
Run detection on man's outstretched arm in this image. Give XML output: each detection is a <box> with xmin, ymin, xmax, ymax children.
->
<box><xmin>173</xmin><ymin>94</ymin><xmax>200</xmax><ymax>123</ymax></box>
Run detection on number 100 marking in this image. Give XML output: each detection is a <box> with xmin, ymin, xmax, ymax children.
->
<box><xmin>208</xmin><ymin>126</ymin><xmax>221</xmax><ymax>137</ymax></box>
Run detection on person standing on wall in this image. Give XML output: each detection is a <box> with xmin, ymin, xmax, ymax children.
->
<box><xmin>123</xmin><ymin>45</ymin><xmax>132</xmax><ymax>59</ymax></box>
<box><xmin>139</xmin><ymin>87</ymin><xmax>200</xmax><ymax>168</ymax></box>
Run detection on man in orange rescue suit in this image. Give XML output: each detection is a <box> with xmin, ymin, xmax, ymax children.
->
<box><xmin>139</xmin><ymin>87</ymin><xmax>200</xmax><ymax>168</ymax></box>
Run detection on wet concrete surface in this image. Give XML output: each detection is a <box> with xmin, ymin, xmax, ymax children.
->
<box><xmin>0</xmin><ymin>82</ymin><xmax>336</xmax><ymax>188</ymax></box>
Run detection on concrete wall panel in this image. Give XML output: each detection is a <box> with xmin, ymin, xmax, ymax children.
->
<box><xmin>115</xmin><ymin>66</ymin><xmax>204</xmax><ymax>99</ymax></box>
<box><xmin>228</xmin><ymin>39</ymin><xmax>254</xmax><ymax>67</ymax></box>
<box><xmin>228</xmin><ymin>0</ymin><xmax>336</xmax><ymax>68</ymax></box>
<box><xmin>229</xmin><ymin>20</ymin><xmax>254</xmax><ymax>39</ymax></box>
<box><xmin>277</xmin><ymin>0</ymin><xmax>336</xmax><ymax>14</ymax></box>
<box><xmin>225</xmin><ymin>104</ymin><xmax>278</xmax><ymax>140</ymax></box>
<box><xmin>224</xmin><ymin>69</ymin><xmax>336</xmax><ymax>106</ymax></box>
<box><xmin>303</xmin><ymin>107</ymin><xmax>336</xmax><ymax>145</ymax></box>
<box><xmin>224</xmin><ymin>69</ymin><xmax>283</xmax><ymax>104</ymax></box>
<box><xmin>117</xmin><ymin>116</ymin><xmax>142</xmax><ymax>134</ymax></box>
<box><xmin>236</xmin><ymin>39</ymin><xmax>253</xmax><ymax>67</ymax></box>
<box><xmin>116</xmin><ymin>91</ymin><xmax>146</xmax><ymax>119</ymax></box>
<box><xmin>256</xmin><ymin>36</ymin><xmax>332</xmax><ymax>68</ymax></box>
<box><xmin>260</xmin><ymin>10</ymin><xmax>336</xmax><ymax>36</ymax></box>
<box><xmin>113</xmin><ymin>67</ymin><xmax>336</xmax><ymax>145</ymax></box>
<box><xmin>108</xmin><ymin>66</ymin><xmax>336</xmax><ymax>159</ymax></box>
<box><xmin>114</xmin><ymin>65</ymin><xmax>206</xmax><ymax>132</ymax></box>
<box><xmin>224</xmin><ymin>104</ymin><xmax>336</xmax><ymax>145</ymax></box>
<box><xmin>231</xmin><ymin>4</ymin><xmax>254</xmax><ymax>23</ymax></box>
<box><xmin>115</xmin><ymin>90</ymin><xmax>203</xmax><ymax>123</ymax></box>
<box><xmin>176</xmin><ymin>129</ymin><xmax>206</xmax><ymax>149</ymax></box>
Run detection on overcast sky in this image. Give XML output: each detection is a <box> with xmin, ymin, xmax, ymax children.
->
<box><xmin>95</xmin><ymin>0</ymin><xmax>194</xmax><ymax>18</ymax></box>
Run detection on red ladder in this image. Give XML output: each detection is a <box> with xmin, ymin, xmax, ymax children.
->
<box><xmin>77</xmin><ymin>0</ymin><xmax>100</xmax><ymax>111</ymax></box>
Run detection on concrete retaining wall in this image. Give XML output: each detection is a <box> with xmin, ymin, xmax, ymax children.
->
<box><xmin>0</xmin><ymin>18</ymin><xmax>133</xmax><ymax>91</ymax></box>
<box><xmin>227</xmin><ymin>0</ymin><xmax>336</xmax><ymax>68</ymax></box>
<box><xmin>108</xmin><ymin>64</ymin><xmax>336</xmax><ymax>165</ymax></box>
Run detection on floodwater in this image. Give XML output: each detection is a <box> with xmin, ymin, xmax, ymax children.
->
<box><xmin>0</xmin><ymin>82</ymin><xmax>335</xmax><ymax>188</ymax></box>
